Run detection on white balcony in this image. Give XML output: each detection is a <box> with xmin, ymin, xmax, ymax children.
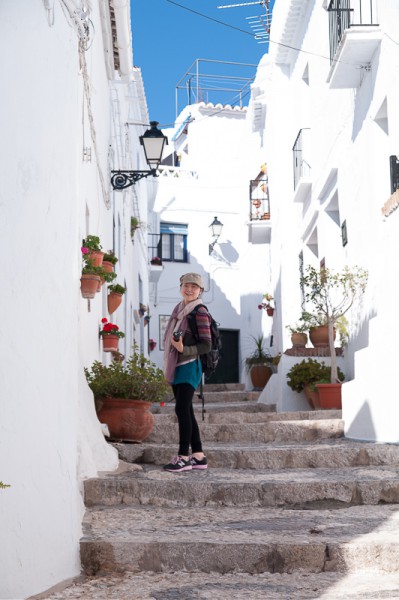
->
<box><xmin>327</xmin><ymin>26</ymin><xmax>382</xmax><ymax>89</ymax></box>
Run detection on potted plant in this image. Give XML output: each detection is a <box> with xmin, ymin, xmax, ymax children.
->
<box><xmin>80</xmin><ymin>258</ymin><xmax>103</xmax><ymax>299</ymax></box>
<box><xmin>150</xmin><ymin>256</ymin><xmax>162</xmax><ymax>266</ymax></box>
<box><xmin>131</xmin><ymin>216</ymin><xmax>141</xmax><ymax>239</ymax></box>
<box><xmin>287</xmin><ymin>358</ymin><xmax>345</xmax><ymax>410</ymax></box>
<box><xmin>99</xmin><ymin>318</ymin><xmax>125</xmax><ymax>352</ymax></box>
<box><xmin>258</xmin><ymin>293</ymin><xmax>275</xmax><ymax>316</ymax></box>
<box><xmin>81</xmin><ymin>235</ymin><xmax>104</xmax><ymax>266</ymax></box>
<box><xmin>96</xmin><ymin>267</ymin><xmax>117</xmax><ymax>292</ymax></box>
<box><xmin>300</xmin><ymin>265</ymin><xmax>368</xmax><ymax>407</ymax></box>
<box><xmin>107</xmin><ymin>283</ymin><xmax>126</xmax><ymax>315</ymax></box>
<box><xmin>245</xmin><ymin>334</ymin><xmax>276</xmax><ymax>390</ymax></box>
<box><xmin>102</xmin><ymin>251</ymin><xmax>118</xmax><ymax>273</ymax></box>
<box><xmin>84</xmin><ymin>347</ymin><xmax>168</xmax><ymax>442</ymax></box>
<box><xmin>286</xmin><ymin>317</ymin><xmax>309</xmax><ymax>348</ymax></box>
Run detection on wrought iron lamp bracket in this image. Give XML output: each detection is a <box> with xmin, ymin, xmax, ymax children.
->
<box><xmin>111</xmin><ymin>169</ymin><xmax>159</xmax><ymax>190</ymax></box>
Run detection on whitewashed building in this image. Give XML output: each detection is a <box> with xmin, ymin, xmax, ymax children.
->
<box><xmin>145</xmin><ymin>98</ymin><xmax>279</xmax><ymax>388</ymax></box>
<box><xmin>250</xmin><ymin>0</ymin><xmax>399</xmax><ymax>442</ymax></box>
<box><xmin>0</xmin><ymin>2</ymin><xmax>156</xmax><ymax>597</ymax></box>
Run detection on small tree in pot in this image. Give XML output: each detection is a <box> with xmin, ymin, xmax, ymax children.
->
<box><xmin>300</xmin><ymin>265</ymin><xmax>368</xmax><ymax>384</ymax></box>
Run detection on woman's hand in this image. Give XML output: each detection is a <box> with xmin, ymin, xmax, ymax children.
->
<box><xmin>170</xmin><ymin>337</ymin><xmax>184</xmax><ymax>353</ymax></box>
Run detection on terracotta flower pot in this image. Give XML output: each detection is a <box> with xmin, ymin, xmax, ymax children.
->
<box><xmin>309</xmin><ymin>326</ymin><xmax>336</xmax><ymax>348</ymax></box>
<box><xmin>101</xmin><ymin>334</ymin><xmax>120</xmax><ymax>353</ymax></box>
<box><xmin>80</xmin><ymin>274</ymin><xmax>101</xmax><ymax>299</ymax></box>
<box><xmin>315</xmin><ymin>383</ymin><xmax>342</xmax><ymax>409</ymax></box>
<box><xmin>266</xmin><ymin>307</ymin><xmax>274</xmax><ymax>316</ymax></box>
<box><xmin>88</xmin><ymin>251</ymin><xmax>104</xmax><ymax>267</ymax></box>
<box><xmin>102</xmin><ymin>260</ymin><xmax>114</xmax><ymax>273</ymax></box>
<box><xmin>303</xmin><ymin>384</ymin><xmax>320</xmax><ymax>410</ymax></box>
<box><xmin>107</xmin><ymin>292</ymin><xmax>123</xmax><ymax>315</ymax></box>
<box><xmin>249</xmin><ymin>364</ymin><xmax>273</xmax><ymax>390</ymax></box>
<box><xmin>291</xmin><ymin>332</ymin><xmax>308</xmax><ymax>348</ymax></box>
<box><xmin>97</xmin><ymin>398</ymin><xmax>155</xmax><ymax>442</ymax></box>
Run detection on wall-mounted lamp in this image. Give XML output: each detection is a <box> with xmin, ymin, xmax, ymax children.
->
<box><xmin>209</xmin><ymin>216</ymin><xmax>223</xmax><ymax>255</ymax></box>
<box><xmin>111</xmin><ymin>121</ymin><xmax>168</xmax><ymax>190</ymax></box>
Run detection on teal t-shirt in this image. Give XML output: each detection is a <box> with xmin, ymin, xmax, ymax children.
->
<box><xmin>173</xmin><ymin>359</ymin><xmax>202</xmax><ymax>389</ymax></box>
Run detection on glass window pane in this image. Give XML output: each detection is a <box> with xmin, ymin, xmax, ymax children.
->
<box><xmin>162</xmin><ymin>235</ymin><xmax>171</xmax><ymax>260</ymax></box>
<box><xmin>174</xmin><ymin>234</ymin><xmax>184</xmax><ymax>260</ymax></box>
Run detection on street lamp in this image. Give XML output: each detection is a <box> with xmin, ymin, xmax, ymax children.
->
<box><xmin>209</xmin><ymin>216</ymin><xmax>223</xmax><ymax>255</ymax></box>
<box><xmin>111</xmin><ymin>121</ymin><xmax>168</xmax><ymax>190</ymax></box>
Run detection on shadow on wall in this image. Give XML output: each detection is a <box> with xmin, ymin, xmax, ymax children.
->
<box><xmin>345</xmin><ymin>399</ymin><xmax>376</xmax><ymax>441</ymax></box>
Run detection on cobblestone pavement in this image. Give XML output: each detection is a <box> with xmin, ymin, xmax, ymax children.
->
<box><xmin>31</xmin><ymin>571</ymin><xmax>399</xmax><ymax>599</ymax></box>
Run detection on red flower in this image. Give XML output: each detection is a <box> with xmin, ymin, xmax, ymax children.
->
<box><xmin>101</xmin><ymin>318</ymin><xmax>108</xmax><ymax>323</ymax></box>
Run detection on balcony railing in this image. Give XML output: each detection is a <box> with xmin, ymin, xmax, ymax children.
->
<box><xmin>293</xmin><ymin>128</ymin><xmax>311</xmax><ymax>191</ymax></box>
<box><xmin>327</xmin><ymin>0</ymin><xmax>379</xmax><ymax>63</ymax></box>
<box><xmin>249</xmin><ymin>178</ymin><xmax>270</xmax><ymax>221</ymax></box>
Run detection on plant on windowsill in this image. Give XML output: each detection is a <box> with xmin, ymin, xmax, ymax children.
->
<box><xmin>150</xmin><ymin>256</ymin><xmax>162</xmax><ymax>266</ymax></box>
<box><xmin>84</xmin><ymin>345</ymin><xmax>168</xmax><ymax>442</ymax></box>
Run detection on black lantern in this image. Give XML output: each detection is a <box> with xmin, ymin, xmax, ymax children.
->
<box><xmin>111</xmin><ymin>121</ymin><xmax>168</xmax><ymax>190</ymax></box>
<box><xmin>209</xmin><ymin>216</ymin><xmax>223</xmax><ymax>254</ymax></box>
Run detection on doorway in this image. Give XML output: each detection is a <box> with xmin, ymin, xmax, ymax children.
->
<box><xmin>205</xmin><ymin>329</ymin><xmax>240</xmax><ymax>384</ymax></box>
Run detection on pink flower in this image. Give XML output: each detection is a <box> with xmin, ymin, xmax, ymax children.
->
<box><xmin>258</xmin><ymin>304</ymin><xmax>263</xmax><ymax>310</ymax></box>
<box><xmin>81</xmin><ymin>247</ymin><xmax>89</xmax><ymax>254</ymax></box>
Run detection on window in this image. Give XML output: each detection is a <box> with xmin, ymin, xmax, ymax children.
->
<box><xmin>160</xmin><ymin>222</ymin><xmax>188</xmax><ymax>262</ymax></box>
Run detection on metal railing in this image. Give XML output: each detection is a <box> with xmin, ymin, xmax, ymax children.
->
<box><xmin>249</xmin><ymin>178</ymin><xmax>270</xmax><ymax>221</ymax></box>
<box><xmin>148</xmin><ymin>234</ymin><xmax>162</xmax><ymax>263</ymax></box>
<box><xmin>292</xmin><ymin>128</ymin><xmax>311</xmax><ymax>190</ymax></box>
<box><xmin>327</xmin><ymin>0</ymin><xmax>379</xmax><ymax>63</ymax></box>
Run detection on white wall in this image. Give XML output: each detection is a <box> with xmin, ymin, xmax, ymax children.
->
<box><xmin>148</xmin><ymin>103</ymin><xmax>276</xmax><ymax>387</ymax></box>
<box><xmin>254</xmin><ymin>0</ymin><xmax>399</xmax><ymax>432</ymax></box>
<box><xmin>0</xmin><ymin>3</ymin><xmax>153</xmax><ymax>598</ymax></box>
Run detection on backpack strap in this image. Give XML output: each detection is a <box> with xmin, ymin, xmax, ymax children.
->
<box><xmin>189</xmin><ymin>304</ymin><xmax>207</xmax><ymax>421</ymax></box>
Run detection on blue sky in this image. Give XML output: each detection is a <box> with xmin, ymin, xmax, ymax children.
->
<box><xmin>131</xmin><ymin>0</ymin><xmax>275</xmax><ymax>129</ymax></box>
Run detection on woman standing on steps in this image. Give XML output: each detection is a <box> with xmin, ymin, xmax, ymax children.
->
<box><xmin>162</xmin><ymin>273</ymin><xmax>212</xmax><ymax>473</ymax></box>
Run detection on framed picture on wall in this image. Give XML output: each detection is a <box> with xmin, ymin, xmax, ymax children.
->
<box><xmin>159</xmin><ymin>315</ymin><xmax>170</xmax><ymax>350</ymax></box>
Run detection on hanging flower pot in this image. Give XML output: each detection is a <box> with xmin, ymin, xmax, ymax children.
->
<box><xmin>102</xmin><ymin>261</ymin><xmax>114</xmax><ymax>273</ymax></box>
<box><xmin>266</xmin><ymin>306</ymin><xmax>274</xmax><ymax>317</ymax></box>
<box><xmin>80</xmin><ymin>274</ymin><xmax>101</xmax><ymax>299</ymax></box>
<box><xmin>108</xmin><ymin>292</ymin><xmax>123</xmax><ymax>315</ymax></box>
<box><xmin>102</xmin><ymin>334</ymin><xmax>120</xmax><ymax>353</ymax></box>
<box><xmin>99</xmin><ymin>318</ymin><xmax>125</xmax><ymax>352</ymax></box>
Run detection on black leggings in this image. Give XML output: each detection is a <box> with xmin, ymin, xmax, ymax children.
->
<box><xmin>172</xmin><ymin>383</ymin><xmax>203</xmax><ymax>456</ymax></box>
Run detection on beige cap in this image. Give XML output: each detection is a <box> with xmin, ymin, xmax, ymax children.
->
<box><xmin>180</xmin><ymin>272</ymin><xmax>204</xmax><ymax>288</ymax></box>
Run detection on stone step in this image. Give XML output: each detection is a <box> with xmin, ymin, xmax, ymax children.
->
<box><xmin>192</xmin><ymin>390</ymin><xmax>261</xmax><ymax>403</ymax></box>
<box><xmin>37</xmin><ymin>569</ymin><xmax>399</xmax><ymax>600</ymax></box>
<box><xmin>80</xmin><ymin>504</ymin><xmax>399</xmax><ymax>575</ymax></box>
<box><xmin>146</xmin><ymin>418</ymin><xmax>344</xmax><ymax>444</ymax></box>
<box><xmin>152</xmin><ymin>401</ymin><xmax>276</xmax><ymax>415</ymax></box>
<box><xmin>84</xmin><ymin>465</ymin><xmax>399</xmax><ymax>509</ymax></box>
<box><xmin>114</xmin><ymin>439</ymin><xmax>399</xmax><ymax>470</ymax></box>
<box><xmin>203</xmin><ymin>382</ymin><xmax>245</xmax><ymax>392</ymax></box>
<box><xmin>152</xmin><ymin>408</ymin><xmax>341</xmax><ymax>424</ymax></box>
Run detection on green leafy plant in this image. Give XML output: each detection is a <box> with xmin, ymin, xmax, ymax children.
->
<box><xmin>0</xmin><ymin>481</ymin><xmax>10</xmax><ymax>489</ymax></box>
<box><xmin>100</xmin><ymin>318</ymin><xmax>125</xmax><ymax>338</ymax></box>
<box><xmin>301</xmin><ymin>265</ymin><xmax>368</xmax><ymax>383</ymax></box>
<box><xmin>108</xmin><ymin>284</ymin><xmax>126</xmax><ymax>295</ymax></box>
<box><xmin>81</xmin><ymin>235</ymin><xmax>102</xmax><ymax>252</ymax></box>
<box><xmin>103</xmin><ymin>251</ymin><xmax>118</xmax><ymax>265</ymax></box>
<box><xmin>84</xmin><ymin>346</ymin><xmax>168</xmax><ymax>403</ymax></box>
<box><xmin>287</xmin><ymin>359</ymin><xmax>345</xmax><ymax>393</ymax></box>
<box><xmin>245</xmin><ymin>335</ymin><xmax>276</xmax><ymax>372</ymax></box>
<box><xmin>101</xmin><ymin>269</ymin><xmax>117</xmax><ymax>283</ymax></box>
<box><xmin>131</xmin><ymin>216</ymin><xmax>141</xmax><ymax>237</ymax></box>
<box><xmin>81</xmin><ymin>260</ymin><xmax>103</xmax><ymax>276</ymax></box>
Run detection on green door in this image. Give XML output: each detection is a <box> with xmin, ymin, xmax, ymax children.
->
<box><xmin>205</xmin><ymin>329</ymin><xmax>239</xmax><ymax>384</ymax></box>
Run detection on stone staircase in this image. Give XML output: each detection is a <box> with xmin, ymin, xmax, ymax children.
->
<box><xmin>42</xmin><ymin>384</ymin><xmax>399</xmax><ymax>599</ymax></box>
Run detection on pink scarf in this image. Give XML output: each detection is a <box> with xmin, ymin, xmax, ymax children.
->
<box><xmin>163</xmin><ymin>298</ymin><xmax>203</xmax><ymax>384</ymax></box>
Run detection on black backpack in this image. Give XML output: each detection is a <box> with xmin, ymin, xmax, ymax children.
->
<box><xmin>188</xmin><ymin>304</ymin><xmax>222</xmax><ymax>377</ymax></box>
